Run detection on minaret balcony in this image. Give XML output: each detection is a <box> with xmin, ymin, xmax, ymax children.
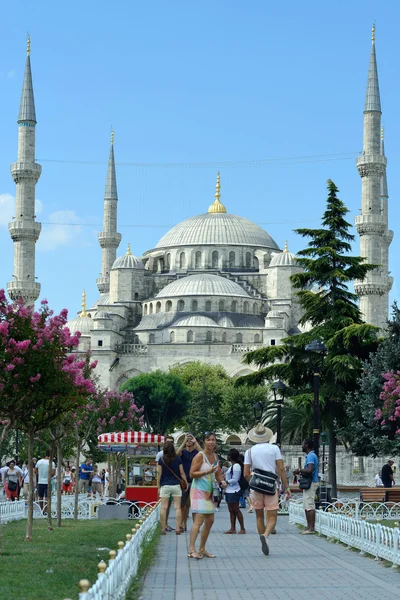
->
<box><xmin>10</xmin><ymin>162</ymin><xmax>42</xmax><ymax>183</ymax></box>
<box><xmin>356</xmin><ymin>154</ymin><xmax>386</xmax><ymax>178</ymax></box>
<box><xmin>9</xmin><ymin>220</ymin><xmax>41</xmax><ymax>242</ymax></box>
<box><xmin>355</xmin><ymin>214</ymin><xmax>386</xmax><ymax>236</ymax></box>
<box><xmin>96</xmin><ymin>277</ymin><xmax>109</xmax><ymax>294</ymax></box>
<box><xmin>354</xmin><ymin>275</ymin><xmax>392</xmax><ymax>296</ymax></box>
<box><xmin>7</xmin><ymin>281</ymin><xmax>41</xmax><ymax>303</ymax></box>
<box><xmin>98</xmin><ymin>232</ymin><xmax>122</xmax><ymax>248</ymax></box>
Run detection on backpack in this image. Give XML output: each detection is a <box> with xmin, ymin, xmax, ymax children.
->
<box><xmin>238</xmin><ymin>464</ymin><xmax>249</xmax><ymax>492</ymax></box>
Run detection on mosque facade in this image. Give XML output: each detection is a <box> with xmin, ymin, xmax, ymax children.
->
<box><xmin>6</xmin><ymin>29</ymin><xmax>392</xmax><ymax>391</ymax></box>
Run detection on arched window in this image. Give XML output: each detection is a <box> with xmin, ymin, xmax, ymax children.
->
<box><xmin>144</xmin><ymin>304</ymin><xmax>148</xmax><ymax>315</ymax></box>
<box><xmin>229</xmin><ymin>251</ymin><xmax>235</xmax><ymax>268</ymax></box>
<box><xmin>191</xmin><ymin>300</ymin><xmax>198</xmax><ymax>312</ymax></box>
<box><xmin>156</xmin><ymin>301</ymin><xmax>161</xmax><ymax>313</ymax></box>
<box><xmin>187</xmin><ymin>330</ymin><xmax>194</xmax><ymax>343</ymax></box>
<box><xmin>246</xmin><ymin>252</ymin><xmax>252</xmax><ymax>268</ymax></box>
<box><xmin>165</xmin><ymin>253</ymin><xmax>171</xmax><ymax>270</ymax></box>
<box><xmin>236</xmin><ymin>333</ymin><xmax>243</xmax><ymax>343</ymax></box>
<box><xmin>253</xmin><ymin>303</ymin><xmax>258</xmax><ymax>314</ymax></box>
<box><xmin>134</xmin><ymin>292</ymin><xmax>139</xmax><ymax>299</ymax></box>
<box><xmin>149</xmin><ymin>303</ymin><xmax>153</xmax><ymax>314</ymax></box>
<box><xmin>170</xmin><ymin>331</ymin><xmax>175</xmax><ymax>343</ymax></box>
<box><xmin>254</xmin><ymin>333</ymin><xmax>260</xmax><ymax>343</ymax></box>
<box><xmin>254</xmin><ymin>256</ymin><xmax>259</xmax><ymax>270</ymax></box>
<box><xmin>206</xmin><ymin>331</ymin><xmax>212</xmax><ymax>342</ymax></box>
<box><xmin>177</xmin><ymin>299</ymin><xmax>185</xmax><ymax>312</ymax></box>
<box><xmin>166</xmin><ymin>300</ymin><xmax>172</xmax><ymax>312</ymax></box>
<box><xmin>195</xmin><ymin>251</ymin><xmax>202</xmax><ymax>268</ymax></box>
<box><xmin>218</xmin><ymin>300</ymin><xmax>225</xmax><ymax>312</ymax></box>
<box><xmin>212</xmin><ymin>250</ymin><xmax>219</xmax><ymax>268</ymax></box>
<box><xmin>179</xmin><ymin>252</ymin><xmax>186</xmax><ymax>269</ymax></box>
<box><xmin>222</xmin><ymin>332</ymin><xmax>227</xmax><ymax>343</ymax></box>
<box><xmin>205</xmin><ymin>300</ymin><xmax>212</xmax><ymax>311</ymax></box>
<box><xmin>231</xmin><ymin>300</ymin><xmax>237</xmax><ymax>313</ymax></box>
<box><xmin>243</xmin><ymin>301</ymin><xmax>249</xmax><ymax>314</ymax></box>
<box><xmin>149</xmin><ymin>333</ymin><xmax>155</xmax><ymax>344</ymax></box>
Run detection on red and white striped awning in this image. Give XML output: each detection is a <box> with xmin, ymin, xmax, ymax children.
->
<box><xmin>98</xmin><ymin>431</ymin><xmax>165</xmax><ymax>445</ymax></box>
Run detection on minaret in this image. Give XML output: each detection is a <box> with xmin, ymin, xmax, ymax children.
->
<box><xmin>355</xmin><ymin>25</ymin><xmax>392</xmax><ymax>328</ymax></box>
<box><xmin>7</xmin><ymin>36</ymin><xmax>42</xmax><ymax>306</ymax></box>
<box><xmin>96</xmin><ymin>130</ymin><xmax>121</xmax><ymax>294</ymax></box>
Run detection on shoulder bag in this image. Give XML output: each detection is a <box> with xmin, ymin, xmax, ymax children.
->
<box><xmin>6</xmin><ymin>470</ymin><xmax>18</xmax><ymax>492</ymax></box>
<box><xmin>162</xmin><ymin>459</ymin><xmax>188</xmax><ymax>491</ymax></box>
<box><xmin>248</xmin><ymin>449</ymin><xmax>278</xmax><ymax>495</ymax></box>
<box><xmin>299</xmin><ymin>471</ymin><xmax>312</xmax><ymax>490</ymax></box>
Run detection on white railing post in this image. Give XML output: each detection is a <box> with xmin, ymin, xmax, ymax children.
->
<box><xmin>375</xmin><ymin>519</ymin><xmax>382</xmax><ymax>561</ymax></box>
<box><xmin>392</xmin><ymin>521</ymin><xmax>400</xmax><ymax>568</ymax></box>
<box><xmin>78</xmin><ymin>579</ymin><xmax>90</xmax><ymax>599</ymax></box>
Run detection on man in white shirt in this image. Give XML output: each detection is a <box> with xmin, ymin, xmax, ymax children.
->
<box><xmin>155</xmin><ymin>435</ymin><xmax>175</xmax><ymax>531</ymax></box>
<box><xmin>244</xmin><ymin>424</ymin><xmax>290</xmax><ymax>557</ymax></box>
<box><xmin>35</xmin><ymin>453</ymin><xmax>56</xmax><ymax>510</ymax></box>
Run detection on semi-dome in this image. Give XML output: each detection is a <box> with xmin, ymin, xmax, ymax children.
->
<box><xmin>156</xmin><ymin>274</ymin><xmax>251</xmax><ymax>299</ymax></box>
<box><xmin>112</xmin><ymin>245</ymin><xmax>144</xmax><ymax>270</ymax></box>
<box><xmin>155</xmin><ymin>213</ymin><xmax>278</xmax><ymax>250</ymax></box>
<box><xmin>269</xmin><ymin>242</ymin><xmax>297</xmax><ymax>267</ymax></box>
<box><xmin>94</xmin><ymin>311</ymin><xmax>112</xmax><ymax>320</ymax></box>
<box><xmin>172</xmin><ymin>315</ymin><xmax>218</xmax><ymax>327</ymax></box>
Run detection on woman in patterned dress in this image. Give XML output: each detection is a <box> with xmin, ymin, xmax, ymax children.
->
<box><xmin>188</xmin><ymin>433</ymin><xmax>227</xmax><ymax>559</ymax></box>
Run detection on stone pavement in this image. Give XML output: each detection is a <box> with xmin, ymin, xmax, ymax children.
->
<box><xmin>140</xmin><ymin>504</ymin><xmax>400</xmax><ymax>600</ymax></box>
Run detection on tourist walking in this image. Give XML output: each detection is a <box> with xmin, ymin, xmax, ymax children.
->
<box><xmin>188</xmin><ymin>432</ymin><xmax>227</xmax><ymax>559</ymax></box>
<box><xmin>224</xmin><ymin>448</ymin><xmax>246</xmax><ymax>534</ymax></box>
<box><xmin>293</xmin><ymin>439</ymin><xmax>319</xmax><ymax>535</ymax></box>
<box><xmin>156</xmin><ymin>435</ymin><xmax>175</xmax><ymax>531</ymax></box>
<box><xmin>35</xmin><ymin>453</ymin><xmax>56</xmax><ymax>511</ymax></box>
<box><xmin>3</xmin><ymin>460</ymin><xmax>22</xmax><ymax>501</ymax></box>
<box><xmin>177</xmin><ymin>433</ymin><xmax>200</xmax><ymax>531</ymax></box>
<box><xmin>91</xmin><ymin>466</ymin><xmax>103</xmax><ymax>497</ymax></box>
<box><xmin>62</xmin><ymin>465</ymin><xmax>73</xmax><ymax>495</ymax></box>
<box><xmin>157</xmin><ymin>441</ymin><xmax>188</xmax><ymax>535</ymax></box>
<box><xmin>78</xmin><ymin>458</ymin><xmax>93</xmax><ymax>493</ymax></box>
<box><xmin>381</xmin><ymin>458</ymin><xmax>395</xmax><ymax>488</ymax></box>
<box><xmin>375</xmin><ymin>471</ymin><xmax>384</xmax><ymax>487</ymax></box>
<box><xmin>244</xmin><ymin>424</ymin><xmax>290</xmax><ymax>556</ymax></box>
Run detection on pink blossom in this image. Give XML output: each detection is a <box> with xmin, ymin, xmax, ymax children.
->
<box><xmin>6</xmin><ymin>364</ymin><xmax>15</xmax><ymax>371</ymax></box>
<box><xmin>29</xmin><ymin>374</ymin><xmax>41</xmax><ymax>383</ymax></box>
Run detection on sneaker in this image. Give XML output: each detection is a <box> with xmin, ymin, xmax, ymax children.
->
<box><xmin>260</xmin><ymin>534</ymin><xmax>269</xmax><ymax>556</ymax></box>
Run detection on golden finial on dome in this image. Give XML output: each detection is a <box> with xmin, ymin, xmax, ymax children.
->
<box><xmin>111</xmin><ymin>128</ymin><xmax>114</xmax><ymax>145</ymax></box>
<box><xmin>208</xmin><ymin>171</ymin><xmax>227</xmax><ymax>214</ymax></box>
<box><xmin>371</xmin><ymin>22</ymin><xmax>375</xmax><ymax>42</ymax></box>
<box><xmin>283</xmin><ymin>241</ymin><xmax>289</xmax><ymax>252</ymax></box>
<box><xmin>126</xmin><ymin>243</ymin><xmax>132</xmax><ymax>256</ymax></box>
<box><xmin>27</xmin><ymin>33</ymin><xmax>31</xmax><ymax>56</ymax></box>
<box><xmin>80</xmin><ymin>290</ymin><xmax>88</xmax><ymax>317</ymax></box>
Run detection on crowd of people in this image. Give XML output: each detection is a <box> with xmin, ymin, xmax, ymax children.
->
<box><xmin>0</xmin><ymin>455</ymin><xmax>110</xmax><ymax>504</ymax></box>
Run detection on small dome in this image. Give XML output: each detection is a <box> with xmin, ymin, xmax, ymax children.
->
<box><xmin>112</xmin><ymin>244</ymin><xmax>144</xmax><ymax>270</ymax></box>
<box><xmin>217</xmin><ymin>315</ymin><xmax>235</xmax><ymax>327</ymax></box>
<box><xmin>66</xmin><ymin>315</ymin><xmax>93</xmax><ymax>336</ymax></box>
<box><xmin>172</xmin><ymin>315</ymin><xmax>218</xmax><ymax>327</ymax></box>
<box><xmin>94</xmin><ymin>311</ymin><xmax>112</xmax><ymax>320</ymax></box>
<box><xmin>92</xmin><ymin>293</ymin><xmax>111</xmax><ymax>308</ymax></box>
<box><xmin>269</xmin><ymin>242</ymin><xmax>297</xmax><ymax>267</ymax></box>
<box><xmin>156</xmin><ymin>274</ymin><xmax>251</xmax><ymax>299</ymax></box>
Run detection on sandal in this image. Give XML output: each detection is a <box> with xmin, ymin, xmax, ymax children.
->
<box><xmin>176</xmin><ymin>529</ymin><xmax>182</xmax><ymax>535</ymax></box>
<box><xmin>193</xmin><ymin>552</ymin><xmax>204</xmax><ymax>560</ymax></box>
<box><xmin>202</xmin><ymin>551</ymin><xmax>216</xmax><ymax>558</ymax></box>
<box><xmin>165</xmin><ymin>525</ymin><xmax>175</xmax><ymax>532</ymax></box>
<box><xmin>238</xmin><ymin>529</ymin><xmax>246</xmax><ymax>534</ymax></box>
<box><xmin>223</xmin><ymin>530</ymin><xmax>236</xmax><ymax>534</ymax></box>
<box><xmin>188</xmin><ymin>551</ymin><xmax>195</xmax><ymax>558</ymax></box>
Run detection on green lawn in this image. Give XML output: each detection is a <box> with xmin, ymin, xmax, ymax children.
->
<box><xmin>0</xmin><ymin>519</ymin><xmax>138</xmax><ymax>600</ymax></box>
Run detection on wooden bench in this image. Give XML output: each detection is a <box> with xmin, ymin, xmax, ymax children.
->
<box><xmin>360</xmin><ymin>488</ymin><xmax>387</xmax><ymax>503</ymax></box>
<box><xmin>387</xmin><ymin>489</ymin><xmax>400</xmax><ymax>504</ymax></box>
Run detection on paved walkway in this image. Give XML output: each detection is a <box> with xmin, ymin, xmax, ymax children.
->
<box><xmin>140</xmin><ymin>504</ymin><xmax>400</xmax><ymax>600</ymax></box>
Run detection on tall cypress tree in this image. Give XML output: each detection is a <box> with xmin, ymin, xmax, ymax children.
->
<box><xmin>241</xmin><ymin>180</ymin><xmax>379</xmax><ymax>495</ymax></box>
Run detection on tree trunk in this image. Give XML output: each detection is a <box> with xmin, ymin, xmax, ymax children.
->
<box><xmin>74</xmin><ymin>438</ymin><xmax>81</xmax><ymax>520</ymax></box>
<box><xmin>328</xmin><ymin>427</ymin><xmax>337</xmax><ymax>499</ymax></box>
<box><xmin>25</xmin><ymin>430</ymin><xmax>35</xmax><ymax>541</ymax></box>
<box><xmin>56</xmin><ymin>439</ymin><xmax>62</xmax><ymax>528</ymax></box>
<box><xmin>47</xmin><ymin>444</ymin><xmax>54</xmax><ymax>530</ymax></box>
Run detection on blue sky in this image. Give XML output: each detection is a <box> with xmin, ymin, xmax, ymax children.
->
<box><xmin>0</xmin><ymin>1</ymin><xmax>399</xmax><ymax>316</ymax></box>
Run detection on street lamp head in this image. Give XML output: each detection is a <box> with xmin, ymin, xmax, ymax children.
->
<box><xmin>305</xmin><ymin>339</ymin><xmax>327</xmax><ymax>354</ymax></box>
<box><xmin>253</xmin><ymin>401</ymin><xmax>264</xmax><ymax>422</ymax></box>
<box><xmin>272</xmin><ymin>380</ymin><xmax>287</xmax><ymax>403</ymax></box>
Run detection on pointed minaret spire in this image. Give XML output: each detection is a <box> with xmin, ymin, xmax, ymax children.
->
<box><xmin>8</xmin><ymin>36</ymin><xmax>42</xmax><ymax>306</ymax></box>
<box><xmin>355</xmin><ymin>25</ymin><xmax>393</xmax><ymax>330</ymax></box>
<box><xmin>97</xmin><ymin>131</ymin><xmax>121</xmax><ymax>294</ymax></box>
<box><xmin>80</xmin><ymin>290</ymin><xmax>88</xmax><ymax>317</ymax></box>
<box><xmin>364</xmin><ymin>23</ymin><xmax>381</xmax><ymax>113</ymax></box>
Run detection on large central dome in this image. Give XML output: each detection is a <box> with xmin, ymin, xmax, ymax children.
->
<box><xmin>156</xmin><ymin>212</ymin><xmax>279</xmax><ymax>250</ymax></box>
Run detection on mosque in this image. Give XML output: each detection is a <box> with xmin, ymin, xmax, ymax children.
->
<box><xmin>6</xmin><ymin>28</ymin><xmax>392</xmax><ymax>391</ymax></box>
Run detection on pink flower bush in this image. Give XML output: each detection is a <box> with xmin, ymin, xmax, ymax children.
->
<box><xmin>375</xmin><ymin>371</ymin><xmax>400</xmax><ymax>430</ymax></box>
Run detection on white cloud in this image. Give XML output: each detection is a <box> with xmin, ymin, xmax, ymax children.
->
<box><xmin>0</xmin><ymin>194</ymin><xmax>44</xmax><ymax>226</ymax></box>
<box><xmin>38</xmin><ymin>210</ymin><xmax>84</xmax><ymax>251</ymax></box>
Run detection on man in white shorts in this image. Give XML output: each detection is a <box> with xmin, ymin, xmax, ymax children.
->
<box><xmin>244</xmin><ymin>424</ymin><xmax>290</xmax><ymax>556</ymax></box>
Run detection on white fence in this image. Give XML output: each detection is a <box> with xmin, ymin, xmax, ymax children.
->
<box><xmin>0</xmin><ymin>500</ymin><xmax>25</xmax><ymax>523</ymax></box>
<box><xmin>76</xmin><ymin>503</ymin><xmax>160</xmax><ymax>600</ymax></box>
<box><xmin>289</xmin><ymin>500</ymin><xmax>400</xmax><ymax>566</ymax></box>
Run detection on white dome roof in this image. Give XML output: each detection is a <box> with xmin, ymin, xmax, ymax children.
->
<box><xmin>269</xmin><ymin>243</ymin><xmax>297</xmax><ymax>267</ymax></box>
<box><xmin>155</xmin><ymin>213</ymin><xmax>279</xmax><ymax>249</ymax></box>
<box><xmin>172</xmin><ymin>315</ymin><xmax>218</xmax><ymax>327</ymax></box>
<box><xmin>112</xmin><ymin>253</ymin><xmax>144</xmax><ymax>270</ymax></box>
<box><xmin>66</xmin><ymin>315</ymin><xmax>93</xmax><ymax>335</ymax></box>
<box><xmin>156</xmin><ymin>274</ymin><xmax>251</xmax><ymax>299</ymax></box>
<box><xmin>94</xmin><ymin>311</ymin><xmax>112</xmax><ymax>320</ymax></box>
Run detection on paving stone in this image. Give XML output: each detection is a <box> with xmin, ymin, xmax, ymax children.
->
<box><xmin>140</xmin><ymin>504</ymin><xmax>400</xmax><ymax>599</ymax></box>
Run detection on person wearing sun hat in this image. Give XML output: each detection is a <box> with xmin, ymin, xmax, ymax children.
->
<box><xmin>243</xmin><ymin>423</ymin><xmax>290</xmax><ymax>557</ymax></box>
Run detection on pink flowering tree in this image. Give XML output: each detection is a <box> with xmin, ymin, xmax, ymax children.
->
<box><xmin>375</xmin><ymin>371</ymin><xmax>400</xmax><ymax>435</ymax></box>
<box><xmin>0</xmin><ymin>291</ymin><xmax>96</xmax><ymax>540</ymax></box>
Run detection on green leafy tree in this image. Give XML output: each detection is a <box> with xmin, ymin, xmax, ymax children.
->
<box><xmin>344</xmin><ymin>303</ymin><xmax>400</xmax><ymax>456</ymax></box>
<box><xmin>240</xmin><ymin>180</ymin><xmax>379</xmax><ymax>495</ymax></box>
<box><xmin>222</xmin><ymin>384</ymin><xmax>270</xmax><ymax>432</ymax></box>
<box><xmin>121</xmin><ymin>370</ymin><xmax>189</xmax><ymax>434</ymax></box>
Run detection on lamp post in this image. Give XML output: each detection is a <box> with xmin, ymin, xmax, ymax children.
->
<box><xmin>253</xmin><ymin>401</ymin><xmax>264</xmax><ymax>424</ymax></box>
<box><xmin>272</xmin><ymin>380</ymin><xmax>287</xmax><ymax>447</ymax></box>
<box><xmin>305</xmin><ymin>339</ymin><xmax>327</xmax><ymax>457</ymax></box>
<box><xmin>320</xmin><ymin>431</ymin><xmax>328</xmax><ymax>479</ymax></box>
